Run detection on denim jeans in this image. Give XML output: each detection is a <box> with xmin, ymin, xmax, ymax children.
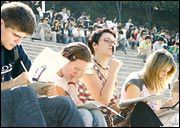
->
<box><xmin>1</xmin><ymin>86</ymin><xmax>85</xmax><ymax>127</ymax></box>
<box><xmin>78</xmin><ymin>108</ymin><xmax>107</xmax><ymax>127</ymax></box>
<box><xmin>38</xmin><ymin>96</ymin><xmax>85</xmax><ymax>127</ymax></box>
<box><xmin>1</xmin><ymin>86</ymin><xmax>46</xmax><ymax>127</ymax></box>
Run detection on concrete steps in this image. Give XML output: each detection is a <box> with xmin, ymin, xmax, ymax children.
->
<box><xmin>21</xmin><ymin>38</ymin><xmax>179</xmax><ymax>99</ymax></box>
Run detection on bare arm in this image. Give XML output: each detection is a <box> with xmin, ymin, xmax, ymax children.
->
<box><xmin>123</xmin><ymin>83</ymin><xmax>141</xmax><ymax>100</ymax></box>
<box><xmin>80</xmin><ymin>59</ymin><xmax>123</xmax><ymax>105</ymax></box>
<box><xmin>1</xmin><ymin>72</ymin><xmax>29</xmax><ymax>91</ymax></box>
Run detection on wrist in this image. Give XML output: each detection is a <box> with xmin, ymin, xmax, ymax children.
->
<box><xmin>12</xmin><ymin>78</ymin><xmax>19</xmax><ymax>88</ymax></box>
<box><xmin>68</xmin><ymin>82</ymin><xmax>77</xmax><ymax>88</ymax></box>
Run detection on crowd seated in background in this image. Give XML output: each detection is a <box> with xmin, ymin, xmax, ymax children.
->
<box><xmin>33</xmin><ymin>17</ymin><xmax>57</xmax><ymax>43</ymax></box>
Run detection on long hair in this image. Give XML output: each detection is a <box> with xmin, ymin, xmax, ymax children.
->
<box><xmin>61</xmin><ymin>42</ymin><xmax>92</xmax><ymax>62</ymax></box>
<box><xmin>140</xmin><ymin>49</ymin><xmax>177</xmax><ymax>93</ymax></box>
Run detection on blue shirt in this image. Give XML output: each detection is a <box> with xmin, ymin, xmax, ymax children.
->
<box><xmin>1</xmin><ymin>45</ymin><xmax>31</xmax><ymax>82</ymax></box>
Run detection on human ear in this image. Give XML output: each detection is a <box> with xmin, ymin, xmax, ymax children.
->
<box><xmin>92</xmin><ymin>42</ymin><xmax>97</xmax><ymax>49</ymax></box>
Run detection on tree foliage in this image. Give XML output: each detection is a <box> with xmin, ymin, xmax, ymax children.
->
<box><xmin>45</xmin><ymin>1</ymin><xmax>179</xmax><ymax>31</ymax></box>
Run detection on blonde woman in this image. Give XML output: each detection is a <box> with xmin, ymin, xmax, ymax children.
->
<box><xmin>120</xmin><ymin>49</ymin><xmax>177</xmax><ymax>126</ymax></box>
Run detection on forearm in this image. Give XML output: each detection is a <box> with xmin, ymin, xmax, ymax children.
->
<box><xmin>1</xmin><ymin>72</ymin><xmax>29</xmax><ymax>91</ymax></box>
<box><xmin>100</xmin><ymin>69</ymin><xmax>119</xmax><ymax>104</ymax></box>
<box><xmin>1</xmin><ymin>79</ymin><xmax>18</xmax><ymax>91</ymax></box>
<box><xmin>67</xmin><ymin>85</ymin><xmax>80</xmax><ymax>105</ymax></box>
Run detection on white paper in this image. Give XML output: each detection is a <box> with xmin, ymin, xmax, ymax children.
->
<box><xmin>119</xmin><ymin>93</ymin><xmax>164</xmax><ymax>107</ymax></box>
<box><xmin>28</xmin><ymin>47</ymin><xmax>69</xmax><ymax>91</ymax></box>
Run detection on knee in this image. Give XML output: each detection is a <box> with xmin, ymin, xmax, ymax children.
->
<box><xmin>78</xmin><ymin>108</ymin><xmax>92</xmax><ymax>119</ymax></box>
<box><xmin>52</xmin><ymin>96</ymin><xmax>76</xmax><ymax>110</ymax></box>
<box><xmin>78</xmin><ymin>108</ymin><xmax>93</xmax><ymax>126</ymax></box>
<box><xmin>14</xmin><ymin>86</ymin><xmax>37</xmax><ymax>98</ymax></box>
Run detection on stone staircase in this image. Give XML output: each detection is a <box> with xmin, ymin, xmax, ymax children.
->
<box><xmin>21</xmin><ymin>38</ymin><xmax>179</xmax><ymax>98</ymax></box>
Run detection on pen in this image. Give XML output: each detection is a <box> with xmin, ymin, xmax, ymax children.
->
<box><xmin>20</xmin><ymin>61</ymin><xmax>28</xmax><ymax>72</ymax></box>
<box><xmin>64</xmin><ymin>90</ymin><xmax>74</xmax><ymax>101</ymax></box>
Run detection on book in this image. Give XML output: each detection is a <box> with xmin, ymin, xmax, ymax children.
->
<box><xmin>77</xmin><ymin>101</ymin><xmax>124</xmax><ymax>118</ymax></box>
<box><xmin>119</xmin><ymin>93</ymin><xmax>164</xmax><ymax>107</ymax></box>
<box><xmin>28</xmin><ymin>47</ymin><xmax>70</xmax><ymax>91</ymax></box>
<box><xmin>28</xmin><ymin>81</ymin><xmax>55</xmax><ymax>91</ymax></box>
<box><xmin>157</xmin><ymin>107</ymin><xmax>179</xmax><ymax>117</ymax></box>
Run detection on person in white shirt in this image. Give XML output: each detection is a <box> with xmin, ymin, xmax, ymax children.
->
<box><xmin>125</xmin><ymin>18</ymin><xmax>133</xmax><ymax>30</ymax></box>
<box><xmin>60</xmin><ymin>7</ymin><xmax>69</xmax><ymax>23</ymax></box>
<box><xmin>153</xmin><ymin>36</ymin><xmax>166</xmax><ymax>51</ymax></box>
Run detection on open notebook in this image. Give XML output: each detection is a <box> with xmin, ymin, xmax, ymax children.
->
<box><xmin>27</xmin><ymin>47</ymin><xmax>69</xmax><ymax>91</ymax></box>
<box><xmin>119</xmin><ymin>93</ymin><xmax>165</xmax><ymax>107</ymax></box>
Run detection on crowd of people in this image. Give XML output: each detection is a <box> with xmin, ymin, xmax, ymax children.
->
<box><xmin>26</xmin><ymin>1</ymin><xmax>179</xmax><ymax>64</ymax></box>
<box><xmin>1</xmin><ymin>1</ymin><xmax>179</xmax><ymax>127</ymax></box>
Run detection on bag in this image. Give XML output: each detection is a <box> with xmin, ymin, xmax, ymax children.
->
<box><xmin>131</xmin><ymin>102</ymin><xmax>163</xmax><ymax>127</ymax></box>
<box><xmin>113</xmin><ymin>103</ymin><xmax>135</xmax><ymax>127</ymax></box>
<box><xmin>105</xmin><ymin>114</ymin><xmax>114</xmax><ymax>127</ymax></box>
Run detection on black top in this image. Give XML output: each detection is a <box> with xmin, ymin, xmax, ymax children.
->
<box><xmin>1</xmin><ymin>45</ymin><xmax>31</xmax><ymax>82</ymax></box>
<box><xmin>123</xmin><ymin>72</ymin><xmax>145</xmax><ymax>91</ymax></box>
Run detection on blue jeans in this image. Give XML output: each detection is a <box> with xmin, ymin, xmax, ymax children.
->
<box><xmin>1</xmin><ymin>86</ymin><xmax>85</xmax><ymax>127</ymax></box>
<box><xmin>38</xmin><ymin>96</ymin><xmax>85</xmax><ymax>127</ymax></box>
<box><xmin>78</xmin><ymin>108</ymin><xmax>107</xmax><ymax>127</ymax></box>
<box><xmin>1</xmin><ymin>86</ymin><xmax>46</xmax><ymax>127</ymax></box>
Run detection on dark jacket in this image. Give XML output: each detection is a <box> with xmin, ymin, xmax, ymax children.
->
<box><xmin>1</xmin><ymin>45</ymin><xmax>31</xmax><ymax>82</ymax></box>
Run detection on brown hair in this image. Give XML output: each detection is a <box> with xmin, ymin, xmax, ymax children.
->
<box><xmin>88</xmin><ymin>28</ymin><xmax>116</xmax><ymax>55</ymax></box>
<box><xmin>61</xmin><ymin>42</ymin><xmax>92</xmax><ymax>62</ymax></box>
<box><xmin>1</xmin><ymin>2</ymin><xmax>36</xmax><ymax>35</ymax></box>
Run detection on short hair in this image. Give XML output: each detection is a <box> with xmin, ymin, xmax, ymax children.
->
<box><xmin>76</xmin><ymin>24</ymin><xmax>84</xmax><ymax>28</ymax></box>
<box><xmin>88</xmin><ymin>28</ymin><xmax>116</xmax><ymax>55</ymax></box>
<box><xmin>175</xmin><ymin>41</ymin><xmax>179</xmax><ymax>46</ymax></box>
<box><xmin>145</xmin><ymin>35</ymin><xmax>151</xmax><ymax>40</ymax></box>
<box><xmin>1</xmin><ymin>2</ymin><xmax>36</xmax><ymax>35</ymax></box>
<box><xmin>61</xmin><ymin>42</ymin><xmax>92</xmax><ymax>62</ymax></box>
<box><xmin>141</xmin><ymin>49</ymin><xmax>177</xmax><ymax>93</ymax></box>
<box><xmin>157</xmin><ymin>36</ymin><xmax>165</xmax><ymax>42</ymax></box>
<box><xmin>43</xmin><ymin>17</ymin><xmax>49</xmax><ymax>21</ymax></box>
<box><xmin>140</xmin><ymin>30</ymin><xmax>146</xmax><ymax>36</ymax></box>
<box><xmin>118</xmin><ymin>30</ymin><xmax>124</xmax><ymax>35</ymax></box>
<box><xmin>69</xmin><ymin>17</ymin><xmax>75</xmax><ymax>22</ymax></box>
<box><xmin>88</xmin><ymin>26</ymin><xmax>94</xmax><ymax>31</ymax></box>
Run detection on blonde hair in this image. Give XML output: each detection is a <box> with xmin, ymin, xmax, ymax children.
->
<box><xmin>141</xmin><ymin>49</ymin><xmax>177</xmax><ymax>93</ymax></box>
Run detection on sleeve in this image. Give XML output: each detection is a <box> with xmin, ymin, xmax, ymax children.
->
<box><xmin>36</xmin><ymin>23</ymin><xmax>41</xmax><ymax>34</ymax></box>
<box><xmin>139</xmin><ymin>41</ymin><xmax>144</xmax><ymax>49</ymax></box>
<box><xmin>11</xmin><ymin>45</ymin><xmax>32</xmax><ymax>78</ymax></box>
<box><xmin>153</xmin><ymin>42</ymin><xmax>157</xmax><ymax>51</ymax></box>
<box><xmin>124</xmin><ymin>78</ymin><xmax>144</xmax><ymax>92</ymax></box>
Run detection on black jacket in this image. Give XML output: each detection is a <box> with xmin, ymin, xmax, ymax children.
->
<box><xmin>1</xmin><ymin>45</ymin><xmax>31</xmax><ymax>82</ymax></box>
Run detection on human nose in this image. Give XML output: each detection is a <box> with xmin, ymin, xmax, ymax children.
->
<box><xmin>163</xmin><ymin>72</ymin><xmax>168</xmax><ymax>79</ymax></box>
<box><xmin>108</xmin><ymin>39</ymin><xmax>116</xmax><ymax>46</ymax></box>
<box><xmin>14</xmin><ymin>37</ymin><xmax>22</xmax><ymax>45</ymax></box>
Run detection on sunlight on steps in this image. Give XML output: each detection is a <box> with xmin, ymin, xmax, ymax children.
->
<box><xmin>21</xmin><ymin>38</ymin><xmax>179</xmax><ymax>99</ymax></box>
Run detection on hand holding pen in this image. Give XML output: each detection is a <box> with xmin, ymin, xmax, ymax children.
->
<box><xmin>14</xmin><ymin>61</ymin><xmax>30</xmax><ymax>85</ymax></box>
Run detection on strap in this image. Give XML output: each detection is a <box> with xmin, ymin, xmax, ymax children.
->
<box><xmin>13</xmin><ymin>46</ymin><xmax>20</xmax><ymax>61</ymax></box>
<box><xmin>160</xmin><ymin>101</ymin><xmax>179</xmax><ymax>110</ymax></box>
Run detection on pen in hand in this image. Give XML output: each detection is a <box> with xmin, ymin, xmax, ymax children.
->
<box><xmin>20</xmin><ymin>61</ymin><xmax>28</xmax><ymax>72</ymax></box>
